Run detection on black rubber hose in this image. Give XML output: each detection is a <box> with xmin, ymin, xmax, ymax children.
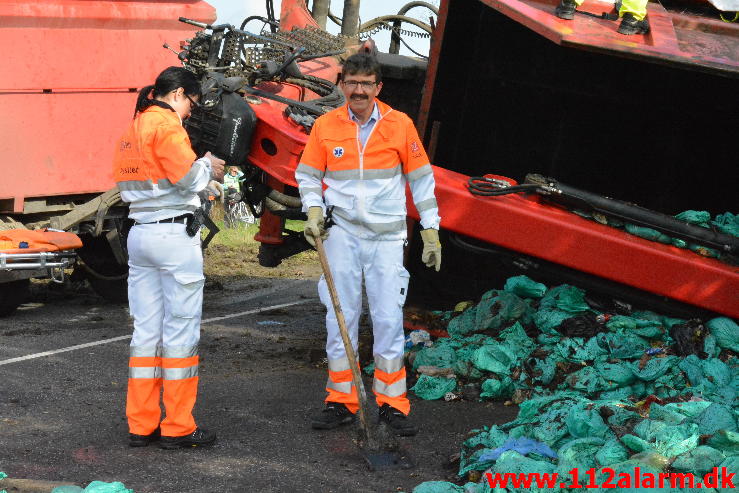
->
<box><xmin>468</xmin><ymin>176</ymin><xmax>540</xmax><ymax>196</ymax></box>
<box><xmin>528</xmin><ymin>175</ymin><xmax>739</xmax><ymax>254</ymax></box>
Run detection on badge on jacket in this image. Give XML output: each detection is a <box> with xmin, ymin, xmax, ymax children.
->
<box><xmin>333</xmin><ymin>146</ymin><xmax>344</xmax><ymax>158</ymax></box>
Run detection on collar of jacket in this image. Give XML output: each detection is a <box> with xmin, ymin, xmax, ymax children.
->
<box><xmin>143</xmin><ymin>104</ymin><xmax>182</xmax><ymax>125</ymax></box>
<box><xmin>337</xmin><ymin>99</ymin><xmax>396</xmax><ymax>124</ymax></box>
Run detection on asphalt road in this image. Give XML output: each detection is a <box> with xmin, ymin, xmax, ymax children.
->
<box><xmin>0</xmin><ymin>277</ymin><xmax>517</xmax><ymax>493</ymax></box>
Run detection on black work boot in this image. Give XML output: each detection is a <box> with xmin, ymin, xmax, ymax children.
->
<box><xmin>311</xmin><ymin>402</ymin><xmax>355</xmax><ymax>430</ymax></box>
<box><xmin>617</xmin><ymin>13</ymin><xmax>650</xmax><ymax>34</ymax></box>
<box><xmin>555</xmin><ymin>0</ymin><xmax>578</xmax><ymax>19</ymax></box>
<box><xmin>379</xmin><ymin>404</ymin><xmax>418</xmax><ymax>436</ymax></box>
<box><xmin>159</xmin><ymin>428</ymin><xmax>217</xmax><ymax>449</ymax></box>
<box><xmin>129</xmin><ymin>427</ymin><xmax>160</xmax><ymax>447</ymax></box>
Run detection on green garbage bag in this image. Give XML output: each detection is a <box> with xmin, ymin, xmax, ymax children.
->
<box><xmin>547</xmin><ymin>285</ymin><xmax>590</xmax><ymax>313</ymax></box>
<box><xmin>697</xmin><ymin>404</ymin><xmax>738</xmax><ymax>435</ymax></box>
<box><xmin>675</xmin><ymin>210</ymin><xmax>711</xmax><ymax>226</ymax></box>
<box><xmin>480</xmin><ymin>376</ymin><xmax>514</xmax><ymax>399</ymax></box>
<box><xmin>475</xmin><ymin>291</ymin><xmax>532</xmax><ymax>333</ymax></box>
<box><xmin>712</xmin><ymin>212</ymin><xmax>739</xmax><ymax>237</ymax></box>
<box><xmin>413</xmin><ymin>342</ymin><xmax>458</xmax><ymax>371</ymax></box>
<box><xmin>413</xmin><ymin>481</ymin><xmax>465</xmax><ymax>493</ymax></box>
<box><xmin>565</xmin><ymin>366</ymin><xmax>609</xmax><ymax>394</ymax></box>
<box><xmin>447</xmin><ymin>305</ymin><xmax>479</xmax><ymax>338</ymax></box>
<box><xmin>412</xmin><ymin>482</ymin><xmax>465</xmax><ymax>493</ymax></box>
<box><xmin>412</xmin><ymin>374</ymin><xmax>457</xmax><ymax>400</ymax></box>
<box><xmin>458</xmin><ymin>426</ymin><xmax>508</xmax><ymax>476</ymax></box>
<box><xmin>707</xmin><ymin>430</ymin><xmax>739</xmax><ymax>456</ymax></box>
<box><xmin>624</xmin><ymin>223</ymin><xmax>672</xmax><ymax>244</ymax></box>
<box><xmin>598</xmin><ymin>332</ymin><xmax>650</xmax><ymax>359</ymax></box>
<box><xmin>718</xmin><ymin>457</ymin><xmax>739</xmax><ymax>493</ymax></box>
<box><xmin>595</xmin><ymin>359</ymin><xmax>636</xmax><ymax>386</ymax></box>
<box><xmin>472</xmin><ymin>343</ymin><xmax>517</xmax><ymax>375</ymax></box>
<box><xmin>489</xmin><ymin>451</ymin><xmax>557</xmax><ymax>492</ymax></box>
<box><xmin>83</xmin><ymin>482</ymin><xmax>133</xmax><ymax>493</ymax></box>
<box><xmin>672</xmin><ymin>446</ymin><xmax>725</xmax><ymax>475</ymax></box>
<box><xmin>533</xmin><ymin>308</ymin><xmax>571</xmax><ymax>334</ymax></box>
<box><xmin>566</xmin><ymin>337</ymin><xmax>609</xmax><ymax>363</ymax></box>
<box><xmin>630</xmin><ymin>356</ymin><xmax>678</xmax><ymax>382</ymax></box>
<box><xmin>707</xmin><ymin>318</ymin><xmax>739</xmax><ymax>352</ymax></box>
<box><xmin>596</xmin><ymin>437</ymin><xmax>630</xmax><ymax>466</ymax></box>
<box><xmin>565</xmin><ymin>402</ymin><xmax>610</xmax><ymax>439</ymax></box>
<box><xmin>648</xmin><ymin>403</ymin><xmax>688</xmax><ymax>425</ymax></box>
<box><xmin>557</xmin><ymin>437</ymin><xmax>605</xmax><ymax>470</ymax></box>
<box><xmin>51</xmin><ymin>488</ymin><xmax>84</xmax><ymax>493</ymax></box>
<box><xmin>606</xmin><ymin>315</ymin><xmax>664</xmax><ymax>338</ymax></box>
<box><xmin>498</xmin><ymin>322</ymin><xmax>535</xmax><ymax>354</ymax></box>
<box><xmin>503</xmin><ymin>275</ymin><xmax>546</xmax><ymax>299</ymax></box>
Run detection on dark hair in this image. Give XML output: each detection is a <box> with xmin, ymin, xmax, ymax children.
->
<box><xmin>134</xmin><ymin>66</ymin><xmax>200</xmax><ymax>117</ymax></box>
<box><xmin>342</xmin><ymin>53</ymin><xmax>382</xmax><ymax>84</ymax></box>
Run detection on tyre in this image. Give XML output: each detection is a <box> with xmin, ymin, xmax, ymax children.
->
<box><xmin>77</xmin><ymin>234</ymin><xmax>129</xmax><ymax>303</ymax></box>
<box><xmin>0</xmin><ymin>279</ymin><xmax>30</xmax><ymax>316</ymax></box>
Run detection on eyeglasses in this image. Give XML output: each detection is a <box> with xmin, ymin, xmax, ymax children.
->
<box><xmin>342</xmin><ymin>80</ymin><xmax>378</xmax><ymax>90</ymax></box>
<box><xmin>186</xmin><ymin>94</ymin><xmax>200</xmax><ymax>109</ymax></box>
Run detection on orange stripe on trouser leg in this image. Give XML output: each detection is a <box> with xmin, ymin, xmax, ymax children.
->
<box><xmin>161</xmin><ymin>377</ymin><xmax>198</xmax><ymax>437</ymax></box>
<box><xmin>128</xmin><ymin>356</ymin><xmax>162</xmax><ymax>367</ymax></box>
<box><xmin>161</xmin><ymin>355</ymin><xmax>199</xmax><ymax>369</ymax></box>
<box><xmin>126</xmin><ymin>377</ymin><xmax>162</xmax><ymax>436</ymax></box>
<box><xmin>326</xmin><ymin>368</ymin><xmax>358</xmax><ymax>414</ymax></box>
<box><xmin>374</xmin><ymin>367</ymin><xmax>410</xmax><ymax>415</ymax></box>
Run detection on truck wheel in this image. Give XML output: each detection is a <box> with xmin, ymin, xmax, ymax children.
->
<box><xmin>87</xmin><ymin>276</ymin><xmax>128</xmax><ymax>303</ymax></box>
<box><xmin>0</xmin><ymin>279</ymin><xmax>30</xmax><ymax>316</ymax></box>
<box><xmin>77</xmin><ymin>234</ymin><xmax>129</xmax><ymax>303</ymax></box>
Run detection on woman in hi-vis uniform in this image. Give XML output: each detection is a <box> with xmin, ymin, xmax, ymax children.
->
<box><xmin>112</xmin><ymin>66</ymin><xmax>224</xmax><ymax>449</ymax></box>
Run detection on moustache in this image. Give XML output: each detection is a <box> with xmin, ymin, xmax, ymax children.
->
<box><xmin>350</xmin><ymin>95</ymin><xmax>369</xmax><ymax>100</ymax></box>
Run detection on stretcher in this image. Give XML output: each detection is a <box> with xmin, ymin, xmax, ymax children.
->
<box><xmin>0</xmin><ymin>229</ymin><xmax>81</xmax><ymax>277</ymax></box>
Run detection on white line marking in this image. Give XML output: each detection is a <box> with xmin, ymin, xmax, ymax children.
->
<box><xmin>0</xmin><ymin>299</ymin><xmax>313</xmax><ymax>366</ymax></box>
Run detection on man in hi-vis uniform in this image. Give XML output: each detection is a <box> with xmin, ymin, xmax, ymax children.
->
<box><xmin>296</xmin><ymin>53</ymin><xmax>442</xmax><ymax>436</ymax></box>
<box><xmin>113</xmin><ymin>67</ymin><xmax>224</xmax><ymax>449</ymax></box>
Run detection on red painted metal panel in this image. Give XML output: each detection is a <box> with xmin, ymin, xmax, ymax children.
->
<box><xmin>0</xmin><ymin>0</ymin><xmax>216</xmax><ymax>210</ymax></box>
<box><xmin>406</xmin><ymin>167</ymin><xmax>739</xmax><ymax>318</ymax></box>
<box><xmin>476</xmin><ymin>0</ymin><xmax>739</xmax><ymax>76</ymax></box>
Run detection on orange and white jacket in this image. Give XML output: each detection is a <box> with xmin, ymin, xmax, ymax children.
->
<box><xmin>295</xmin><ymin>100</ymin><xmax>440</xmax><ymax>240</ymax></box>
<box><xmin>112</xmin><ymin>106</ymin><xmax>212</xmax><ymax>223</ymax></box>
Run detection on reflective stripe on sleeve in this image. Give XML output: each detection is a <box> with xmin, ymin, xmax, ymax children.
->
<box><xmin>297</xmin><ymin>163</ymin><xmax>324</xmax><ymax>179</ymax></box>
<box><xmin>118</xmin><ymin>178</ymin><xmax>175</xmax><ymax>192</ymax></box>
<box><xmin>415</xmin><ymin>198</ymin><xmax>438</xmax><ymax>213</ymax></box>
<box><xmin>300</xmin><ymin>187</ymin><xmax>323</xmax><ymax>200</ymax></box>
<box><xmin>406</xmin><ymin>164</ymin><xmax>432</xmax><ymax>182</ymax></box>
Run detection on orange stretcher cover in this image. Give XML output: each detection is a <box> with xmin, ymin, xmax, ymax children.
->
<box><xmin>0</xmin><ymin>229</ymin><xmax>82</xmax><ymax>254</ymax></box>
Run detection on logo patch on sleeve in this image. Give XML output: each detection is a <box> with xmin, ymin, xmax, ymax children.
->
<box><xmin>410</xmin><ymin>141</ymin><xmax>419</xmax><ymax>153</ymax></box>
<box><xmin>332</xmin><ymin>146</ymin><xmax>344</xmax><ymax>158</ymax></box>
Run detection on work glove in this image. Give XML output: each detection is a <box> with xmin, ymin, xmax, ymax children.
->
<box><xmin>420</xmin><ymin>228</ymin><xmax>442</xmax><ymax>272</ymax></box>
<box><xmin>304</xmin><ymin>206</ymin><xmax>328</xmax><ymax>247</ymax></box>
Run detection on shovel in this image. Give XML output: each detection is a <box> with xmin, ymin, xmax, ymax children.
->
<box><xmin>314</xmin><ymin>235</ymin><xmax>413</xmax><ymax>471</ymax></box>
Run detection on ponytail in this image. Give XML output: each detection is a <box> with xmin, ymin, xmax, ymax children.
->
<box><xmin>133</xmin><ymin>67</ymin><xmax>201</xmax><ymax>118</ymax></box>
<box><xmin>134</xmin><ymin>85</ymin><xmax>156</xmax><ymax>118</ymax></box>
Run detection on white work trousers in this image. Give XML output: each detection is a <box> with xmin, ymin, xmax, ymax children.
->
<box><xmin>318</xmin><ymin>225</ymin><xmax>411</xmax><ymax>412</ymax></box>
<box><xmin>127</xmin><ymin>222</ymin><xmax>204</xmax><ymax>349</ymax></box>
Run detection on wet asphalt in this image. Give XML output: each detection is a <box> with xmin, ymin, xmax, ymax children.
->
<box><xmin>0</xmin><ymin>277</ymin><xmax>518</xmax><ymax>493</ymax></box>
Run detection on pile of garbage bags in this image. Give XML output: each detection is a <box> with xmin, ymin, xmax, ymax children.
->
<box><xmin>408</xmin><ymin>275</ymin><xmax>738</xmax><ymax>492</ymax></box>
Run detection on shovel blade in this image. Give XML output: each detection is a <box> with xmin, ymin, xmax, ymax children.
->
<box><xmin>361</xmin><ymin>449</ymin><xmax>414</xmax><ymax>471</ymax></box>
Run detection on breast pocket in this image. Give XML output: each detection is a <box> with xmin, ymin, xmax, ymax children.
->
<box><xmin>367</xmin><ymin>197</ymin><xmax>406</xmax><ymax>216</ymax></box>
